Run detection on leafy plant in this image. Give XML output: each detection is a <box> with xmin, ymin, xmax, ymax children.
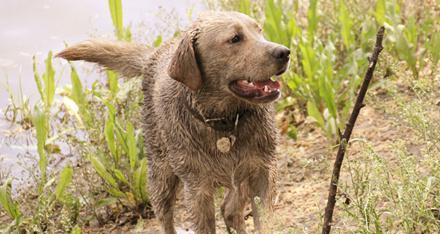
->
<box><xmin>108</xmin><ymin>0</ymin><xmax>131</xmax><ymax>41</ymax></box>
<box><xmin>64</xmin><ymin>0</ymin><xmax>150</xmax><ymax>209</ymax></box>
<box><xmin>33</xmin><ymin>52</ymin><xmax>56</xmax><ymax>111</ymax></box>
<box><xmin>33</xmin><ymin>106</ymin><xmax>49</xmax><ymax>193</ymax></box>
<box><xmin>222</xmin><ymin>0</ymin><xmax>438</xmax><ymax>140</ymax></box>
<box><xmin>378</xmin><ymin>0</ymin><xmax>439</xmax><ymax>78</ymax></box>
<box><xmin>0</xmin><ymin>179</ymin><xmax>22</xmax><ymax>229</ymax></box>
<box><xmin>1</xmin><ymin>0</ymin><xmax>438</xmax><ymax>232</ymax></box>
<box><xmin>342</xmin><ymin>143</ymin><xmax>439</xmax><ymax>233</ymax></box>
<box><xmin>1</xmin><ymin>35</ymin><xmax>77</xmax><ymax>234</ymax></box>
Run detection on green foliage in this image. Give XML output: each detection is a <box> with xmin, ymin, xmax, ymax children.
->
<box><xmin>2</xmin><ymin>78</ymin><xmax>32</xmax><ymax>126</ymax></box>
<box><xmin>153</xmin><ymin>35</ymin><xmax>163</xmax><ymax>47</ymax></box>
<box><xmin>55</xmin><ymin>166</ymin><xmax>74</xmax><ymax>201</ymax></box>
<box><xmin>127</xmin><ymin>122</ymin><xmax>138</xmax><ymax>170</ymax></box>
<box><xmin>379</xmin><ymin>0</ymin><xmax>439</xmax><ymax>78</ymax></box>
<box><xmin>306</xmin><ymin>0</ymin><xmax>318</xmax><ymax>43</ymax></box>
<box><xmin>427</xmin><ymin>31</ymin><xmax>440</xmax><ymax>64</ymax></box>
<box><xmin>374</xmin><ymin>0</ymin><xmax>386</xmax><ymax>25</ymax></box>
<box><xmin>342</xmin><ymin>143</ymin><xmax>439</xmax><ymax>233</ymax></box>
<box><xmin>0</xmin><ymin>179</ymin><xmax>21</xmax><ymax>227</ymax></box>
<box><xmin>65</xmin><ymin>64</ymin><xmax>148</xmax><ymax>208</ymax></box>
<box><xmin>71</xmin><ymin>225</ymin><xmax>82</xmax><ymax>234</ymax></box>
<box><xmin>307</xmin><ymin>101</ymin><xmax>324</xmax><ymax>129</ymax></box>
<box><xmin>263</xmin><ymin>0</ymin><xmax>299</xmax><ymax>48</ymax></box>
<box><xmin>33</xmin><ymin>105</ymin><xmax>48</xmax><ymax>193</ymax></box>
<box><xmin>236</xmin><ymin>0</ymin><xmax>251</xmax><ymax>15</ymax></box>
<box><xmin>70</xmin><ymin>66</ymin><xmax>92</xmax><ymax>127</ymax></box>
<box><xmin>339</xmin><ymin>78</ymin><xmax>440</xmax><ymax>233</ymax></box>
<box><xmin>338</xmin><ymin>0</ymin><xmax>354</xmax><ymax>48</ymax></box>
<box><xmin>133</xmin><ymin>158</ymin><xmax>149</xmax><ymax>202</ymax></box>
<box><xmin>1</xmin><ymin>0</ymin><xmax>438</xmax><ymax>232</ymax></box>
<box><xmin>33</xmin><ymin>52</ymin><xmax>56</xmax><ymax>111</ymax></box>
<box><xmin>1</xmin><ymin>54</ymin><xmax>78</xmax><ymax>233</ymax></box>
<box><xmin>106</xmin><ymin>70</ymin><xmax>119</xmax><ymax>97</ymax></box>
<box><xmin>108</xmin><ymin>0</ymin><xmax>131</xmax><ymax>41</ymax></box>
<box><xmin>225</xmin><ymin>0</ymin><xmax>438</xmax><ymax>140</ymax></box>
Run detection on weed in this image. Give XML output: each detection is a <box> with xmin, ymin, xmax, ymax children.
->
<box><xmin>339</xmin><ymin>78</ymin><xmax>439</xmax><ymax>233</ymax></box>
<box><xmin>1</xmin><ymin>0</ymin><xmax>438</xmax><ymax>232</ymax></box>
<box><xmin>217</xmin><ymin>0</ymin><xmax>439</xmax><ymax>141</ymax></box>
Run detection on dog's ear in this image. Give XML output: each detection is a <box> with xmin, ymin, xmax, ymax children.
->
<box><xmin>167</xmin><ymin>29</ymin><xmax>202</xmax><ymax>91</ymax></box>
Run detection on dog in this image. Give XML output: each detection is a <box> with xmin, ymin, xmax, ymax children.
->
<box><xmin>57</xmin><ymin>11</ymin><xmax>290</xmax><ymax>234</ymax></box>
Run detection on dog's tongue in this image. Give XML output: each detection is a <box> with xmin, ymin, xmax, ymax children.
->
<box><xmin>253</xmin><ymin>80</ymin><xmax>281</xmax><ymax>90</ymax></box>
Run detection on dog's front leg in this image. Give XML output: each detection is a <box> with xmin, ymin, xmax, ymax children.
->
<box><xmin>221</xmin><ymin>186</ymin><xmax>249</xmax><ymax>234</ymax></box>
<box><xmin>249</xmin><ymin>167</ymin><xmax>275</xmax><ymax>234</ymax></box>
<box><xmin>184</xmin><ymin>179</ymin><xmax>216</xmax><ymax>234</ymax></box>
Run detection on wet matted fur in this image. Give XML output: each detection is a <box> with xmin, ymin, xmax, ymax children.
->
<box><xmin>57</xmin><ymin>11</ymin><xmax>290</xmax><ymax>234</ymax></box>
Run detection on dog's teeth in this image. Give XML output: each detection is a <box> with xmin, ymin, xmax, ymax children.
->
<box><xmin>263</xmin><ymin>85</ymin><xmax>269</xmax><ymax>92</ymax></box>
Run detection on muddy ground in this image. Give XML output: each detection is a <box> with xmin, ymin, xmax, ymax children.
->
<box><xmin>78</xmin><ymin>78</ymin><xmax>429</xmax><ymax>234</ymax></box>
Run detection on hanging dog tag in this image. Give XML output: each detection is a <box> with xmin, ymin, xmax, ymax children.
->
<box><xmin>216</xmin><ymin>135</ymin><xmax>236</xmax><ymax>153</ymax></box>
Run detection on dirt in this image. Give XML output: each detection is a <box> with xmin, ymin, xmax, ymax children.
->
<box><xmin>79</xmin><ymin>90</ymin><xmax>419</xmax><ymax>234</ymax></box>
<box><xmin>2</xmin><ymin>70</ymin><xmax>434</xmax><ymax>233</ymax></box>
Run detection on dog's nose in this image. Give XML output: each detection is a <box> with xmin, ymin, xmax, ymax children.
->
<box><xmin>272</xmin><ymin>46</ymin><xmax>290</xmax><ymax>62</ymax></box>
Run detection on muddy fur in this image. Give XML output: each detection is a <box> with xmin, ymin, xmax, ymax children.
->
<box><xmin>57</xmin><ymin>11</ymin><xmax>289</xmax><ymax>234</ymax></box>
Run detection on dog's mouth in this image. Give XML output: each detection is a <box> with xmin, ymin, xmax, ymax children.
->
<box><xmin>229</xmin><ymin>79</ymin><xmax>281</xmax><ymax>103</ymax></box>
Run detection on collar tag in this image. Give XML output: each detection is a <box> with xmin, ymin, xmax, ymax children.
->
<box><xmin>216</xmin><ymin>135</ymin><xmax>236</xmax><ymax>153</ymax></box>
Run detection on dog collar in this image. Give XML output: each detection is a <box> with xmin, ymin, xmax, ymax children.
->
<box><xmin>186</xmin><ymin>103</ymin><xmax>250</xmax><ymax>132</ymax></box>
<box><xmin>185</xmin><ymin>101</ymin><xmax>254</xmax><ymax>153</ymax></box>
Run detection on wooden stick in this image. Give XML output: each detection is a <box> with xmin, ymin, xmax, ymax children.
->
<box><xmin>321</xmin><ymin>26</ymin><xmax>385</xmax><ymax>234</ymax></box>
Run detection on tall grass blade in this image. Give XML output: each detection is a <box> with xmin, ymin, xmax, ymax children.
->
<box><xmin>307</xmin><ymin>101</ymin><xmax>324</xmax><ymax>129</ymax></box>
<box><xmin>112</xmin><ymin>169</ymin><xmax>129</xmax><ymax>185</ymax></box>
<box><xmin>338</xmin><ymin>0</ymin><xmax>354</xmax><ymax>48</ymax></box>
<box><xmin>106</xmin><ymin>70</ymin><xmax>119</xmax><ymax>97</ymax></box>
<box><xmin>427</xmin><ymin>31</ymin><xmax>440</xmax><ymax>64</ymax></box>
<box><xmin>55</xmin><ymin>166</ymin><xmax>73</xmax><ymax>201</ymax></box>
<box><xmin>33</xmin><ymin>106</ymin><xmax>48</xmax><ymax>192</ymax></box>
<box><xmin>153</xmin><ymin>35</ymin><xmax>163</xmax><ymax>47</ymax></box>
<box><xmin>108</xmin><ymin>0</ymin><xmax>123</xmax><ymax>40</ymax></box>
<box><xmin>33</xmin><ymin>56</ymin><xmax>45</xmax><ymax>103</ymax></box>
<box><xmin>115</xmin><ymin>122</ymin><xmax>129</xmax><ymax>155</ymax></box>
<box><xmin>375</xmin><ymin>0</ymin><xmax>386</xmax><ymax>25</ymax></box>
<box><xmin>133</xmin><ymin>158</ymin><xmax>148</xmax><ymax>202</ymax></box>
<box><xmin>0</xmin><ymin>179</ymin><xmax>21</xmax><ymax>221</ymax></box>
<box><xmin>237</xmin><ymin>0</ymin><xmax>251</xmax><ymax>15</ymax></box>
<box><xmin>104</xmin><ymin>116</ymin><xmax>117</xmax><ymax>160</ymax></box>
<box><xmin>71</xmin><ymin>225</ymin><xmax>81</xmax><ymax>234</ymax></box>
<box><xmin>70</xmin><ymin>66</ymin><xmax>91</xmax><ymax>126</ymax></box>
<box><xmin>127</xmin><ymin>122</ymin><xmax>138</xmax><ymax>170</ymax></box>
<box><xmin>319</xmin><ymin>63</ymin><xmax>337</xmax><ymax>120</ymax></box>
<box><xmin>43</xmin><ymin>51</ymin><xmax>55</xmax><ymax>109</ymax></box>
<box><xmin>307</xmin><ymin>0</ymin><xmax>318</xmax><ymax>43</ymax></box>
<box><xmin>89</xmin><ymin>154</ymin><xmax>118</xmax><ymax>189</ymax></box>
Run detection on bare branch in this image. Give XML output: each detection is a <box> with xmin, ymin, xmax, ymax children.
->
<box><xmin>321</xmin><ymin>26</ymin><xmax>385</xmax><ymax>234</ymax></box>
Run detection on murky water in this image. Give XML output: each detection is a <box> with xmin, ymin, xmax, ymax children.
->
<box><xmin>0</xmin><ymin>0</ymin><xmax>204</xmax><ymax>188</ymax></box>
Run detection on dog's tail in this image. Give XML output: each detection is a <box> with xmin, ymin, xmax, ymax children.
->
<box><xmin>56</xmin><ymin>40</ymin><xmax>151</xmax><ymax>78</ymax></box>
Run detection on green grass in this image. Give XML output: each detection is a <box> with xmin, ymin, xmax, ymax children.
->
<box><xmin>1</xmin><ymin>0</ymin><xmax>439</xmax><ymax>233</ymax></box>
<box><xmin>218</xmin><ymin>0</ymin><xmax>439</xmax><ymax>140</ymax></box>
<box><xmin>1</xmin><ymin>1</ymin><xmax>146</xmax><ymax>232</ymax></box>
<box><xmin>339</xmin><ymin>81</ymin><xmax>440</xmax><ymax>232</ymax></box>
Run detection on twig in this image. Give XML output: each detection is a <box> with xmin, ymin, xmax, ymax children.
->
<box><xmin>321</xmin><ymin>26</ymin><xmax>385</xmax><ymax>234</ymax></box>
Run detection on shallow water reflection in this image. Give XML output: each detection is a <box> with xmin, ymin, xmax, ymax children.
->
<box><xmin>0</xmin><ymin>0</ymin><xmax>204</xmax><ymax>188</ymax></box>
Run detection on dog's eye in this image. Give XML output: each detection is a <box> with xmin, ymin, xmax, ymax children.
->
<box><xmin>230</xmin><ymin>35</ymin><xmax>241</xmax><ymax>44</ymax></box>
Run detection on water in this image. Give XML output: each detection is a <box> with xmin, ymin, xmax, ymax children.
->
<box><xmin>0</xmin><ymin>0</ymin><xmax>204</xmax><ymax>187</ymax></box>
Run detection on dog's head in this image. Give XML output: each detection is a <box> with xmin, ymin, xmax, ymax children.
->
<box><xmin>168</xmin><ymin>11</ymin><xmax>290</xmax><ymax>104</ymax></box>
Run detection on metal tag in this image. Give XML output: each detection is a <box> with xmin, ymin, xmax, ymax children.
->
<box><xmin>216</xmin><ymin>135</ymin><xmax>236</xmax><ymax>153</ymax></box>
